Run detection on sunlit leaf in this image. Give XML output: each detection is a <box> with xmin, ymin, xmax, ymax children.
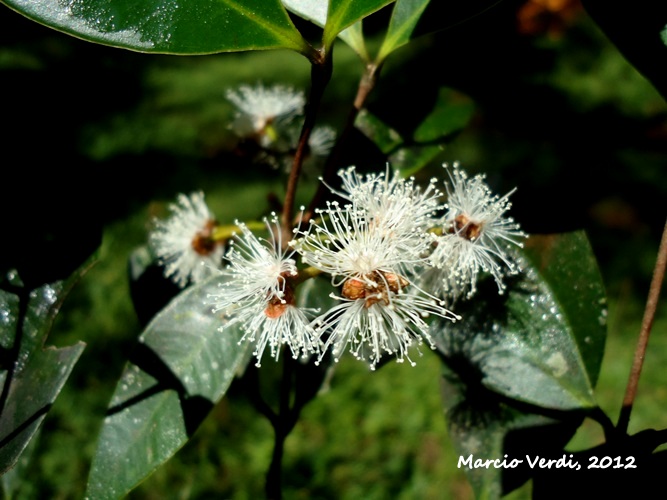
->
<box><xmin>377</xmin><ymin>0</ymin><xmax>430</xmax><ymax>62</ymax></box>
<box><xmin>323</xmin><ymin>0</ymin><xmax>395</xmax><ymax>50</ymax></box>
<box><xmin>434</xmin><ymin>231</ymin><xmax>607</xmax><ymax>411</ymax></box>
<box><xmin>1</xmin><ymin>0</ymin><xmax>313</xmax><ymax>56</ymax></box>
<box><xmin>86</xmin><ymin>275</ymin><xmax>250</xmax><ymax>499</ymax></box>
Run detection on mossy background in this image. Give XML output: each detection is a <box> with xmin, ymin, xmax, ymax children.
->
<box><xmin>1</xmin><ymin>0</ymin><xmax>666</xmax><ymax>498</ymax></box>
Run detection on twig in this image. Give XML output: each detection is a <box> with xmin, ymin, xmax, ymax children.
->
<box><xmin>617</xmin><ymin>217</ymin><xmax>667</xmax><ymax>434</ymax></box>
<box><xmin>281</xmin><ymin>48</ymin><xmax>332</xmax><ymax>246</ymax></box>
<box><xmin>264</xmin><ymin>355</ymin><xmax>296</xmax><ymax>500</ymax></box>
<box><xmin>303</xmin><ymin>62</ymin><xmax>382</xmax><ymax>224</ymax></box>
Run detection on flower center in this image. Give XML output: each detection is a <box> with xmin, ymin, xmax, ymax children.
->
<box><xmin>264</xmin><ymin>272</ymin><xmax>296</xmax><ymax>319</ymax></box>
<box><xmin>191</xmin><ymin>219</ymin><xmax>218</xmax><ymax>256</ymax></box>
<box><xmin>341</xmin><ymin>270</ymin><xmax>409</xmax><ymax>308</ymax></box>
<box><xmin>451</xmin><ymin>214</ymin><xmax>482</xmax><ymax>241</ymax></box>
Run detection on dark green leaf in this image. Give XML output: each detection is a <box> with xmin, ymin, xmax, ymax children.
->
<box><xmin>0</xmin><ymin>290</ymin><xmax>18</xmax><ymax>352</ymax></box>
<box><xmin>1</xmin><ymin>0</ymin><xmax>313</xmax><ymax>56</ymax></box>
<box><xmin>323</xmin><ymin>0</ymin><xmax>395</xmax><ymax>49</ymax></box>
<box><xmin>355</xmin><ymin>88</ymin><xmax>475</xmax><ymax>176</ymax></box>
<box><xmin>0</xmin><ymin>265</ymin><xmax>90</xmax><ymax>475</ymax></box>
<box><xmin>413</xmin><ymin>87</ymin><xmax>475</xmax><ymax>143</ymax></box>
<box><xmin>1</xmin><ymin>427</ymin><xmax>41</xmax><ymax>498</ymax></box>
<box><xmin>0</xmin><ymin>342</ymin><xmax>84</xmax><ymax>474</ymax></box>
<box><xmin>387</xmin><ymin>145</ymin><xmax>442</xmax><ymax>177</ymax></box>
<box><xmin>581</xmin><ymin>0</ymin><xmax>667</xmax><ymax>101</ymax></box>
<box><xmin>377</xmin><ymin>0</ymin><xmax>430</xmax><ymax>62</ymax></box>
<box><xmin>434</xmin><ymin>231</ymin><xmax>607</xmax><ymax>411</ymax></box>
<box><xmin>441</xmin><ymin>364</ymin><xmax>582</xmax><ymax>499</ymax></box>
<box><xmin>522</xmin><ymin>233</ymin><xmax>607</xmax><ymax>387</ymax></box>
<box><xmin>355</xmin><ymin>108</ymin><xmax>404</xmax><ymax>155</ymax></box>
<box><xmin>86</xmin><ymin>275</ymin><xmax>250</xmax><ymax>499</ymax></box>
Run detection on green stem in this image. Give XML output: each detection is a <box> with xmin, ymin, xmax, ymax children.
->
<box><xmin>617</xmin><ymin>217</ymin><xmax>667</xmax><ymax>434</ymax></box>
<box><xmin>212</xmin><ymin>220</ymin><xmax>267</xmax><ymax>241</ymax></box>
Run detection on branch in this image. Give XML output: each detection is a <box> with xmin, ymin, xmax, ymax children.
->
<box><xmin>617</xmin><ymin>217</ymin><xmax>667</xmax><ymax>434</ymax></box>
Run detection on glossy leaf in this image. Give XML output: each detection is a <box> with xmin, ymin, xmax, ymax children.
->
<box><xmin>436</xmin><ymin>231</ymin><xmax>606</xmax><ymax>496</ymax></box>
<box><xmin>1</xmin><ymin>427</ymin><xmax>40</xmax><ymax>498</ymax></box>
<box><xmin>0</xmin><ymin>342</ymin><xmax>84</xmax><ymax>474</ymax></box>
<box><xmin>323</xmin><ymin>0</ymin><xmax>395</xmax><ymax>50</ymax></box>
<box><xmin>0</xmin><ymin>276</ymin><xmax>87</xmax><ymax>474</ymax></box>
<box><xmin>434</xmin><ymin>231</ymin><xmax>607</xmax><ymax>411</ymax></box>
<box><xmin>377</xmin><ymin>0</ymin><xmax>430</xmax><ymax>62</ymax></box>
<box><xmin>282</xmin><ymin>0</ymin><xmax>368</xmax><ymax>59</ymax></box>
<box><xmin>1</xmin><ymin>0</ymin><xmax>313</xmax><ymax>56</ymax></box>
<box><xmin>86</xmin><ymin>275</ymin><xmax>250</xmax><ymax>499</ymax></box>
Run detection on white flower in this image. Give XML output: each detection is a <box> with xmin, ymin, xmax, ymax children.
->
<box><xmin>335</xmin><ymin>166</ymin><xmax>443</xmax><ymax>237</ymax></box>
<box><xmin>307</xmin><ymin>125</ymin><xmax>336</xmax><ymax>158</ymax></box>
<box><xmin>313</xmin><ymin>288</ymin><xmax>458</xmax><ymax>370</ymax></box>
<box><xmin>296</xmin><ymin>201</ymin><xmax>423</xmax><ymax>283</ymax></box>
<box><xmin>323</xmin><ymin>166</ymin><xmax>442</xmax><ymax>267</ymax></box>
<box><xmin>226</xmin><ymin>83</ymin><xmax>305</xmax><ymax>147</ymax></box>
<box><xmin>281</xmin><ymin>124</ymin><xmax>337</xmax><ymax>174</ymax></box>
<box><xmin>209</xmin><ymin>215</ymin><xmax>319</xmax><ymax>366</ymax></box>
<box><xmin>150</xmin><ymin>191</ymin><xmax>224</xmax><ymax>288</ymax></box>
<box><xmin>293</xmin><ymin>201</ymin><xmax>459</xmax><ymax>370</ymax></box>
<box><xmin>428</xmin><ymin>163</ymin><xmax>527</xmax><ymax>300</ymax></box>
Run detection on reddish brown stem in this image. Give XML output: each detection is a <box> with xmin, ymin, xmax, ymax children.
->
<box><xmin>281</xmin><ymin>48</ymin><xmax>332</xmax><ymax>246</ymax></box>
<box><xmin>617</xmin><ymin>217</ymin><xmax>667</xmax><ymax>434</ymax></box>
<box><xmin>302</xmin><ymin>62</ymin><xmax>382</xmax><ymax>224</ymax></box>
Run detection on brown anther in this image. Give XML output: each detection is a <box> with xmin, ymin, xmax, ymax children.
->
<box><xmin>382</xmin><ymin>272</ymin><xmax>409</xmax><ymax>294</ymax></box>
<box><xmin>451</xmin><ymin>214</ymin><xmax>482</xmax><ymax>241</ymax></box>
<box><xmin>264</xmin><ymin>272</ymin><xmax>296</xmax><ymax>319</ymax></box>
<box><xmin>191</xmin><ymin>219</ymin><xmax>218</xmax><ymax>256</ymax></box>
<box><xmin>342</xmin><ymin>278</ymin><xmax>367</xmax><ymax>300</ymax></box>
<box><xmin>341</xmin><ymin>271</ymin><xmax>409</xmax><ymax>308</ymax></box>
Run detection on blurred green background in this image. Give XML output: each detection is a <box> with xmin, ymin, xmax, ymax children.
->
<box><xmin>1</xmin><ymin>0</ymin><xmax>666</xmax><ymax>498</ymax></box>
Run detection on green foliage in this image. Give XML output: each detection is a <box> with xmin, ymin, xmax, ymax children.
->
<box><xmin>377</xmin><ymin>0</ymin><xmax>431</xmax><ymax>62</ymax></box>
<box><xmin>356</xmin><ymin>87</ymin><xmax>475</xmax><ymax>176</ymax></box>
<box><xmin>86</xmin><ymin>274</ymin><xmax>249</xmax><ymax>498</ymax></box>
<box><xmin>282</xmin><ymin>0</ymin><xmax>370</xmax><ymax>59</ymax></box>
<box><xmin>1</xmin><ymin>0</ymin><xmax>313</xmax><ymax>55</ymax></box>
<box><xmin>322</xmin><ymin>0</ymin><xmax>395</xmax><ymax>50</ymax></box>
<box><xmin>0</xmin><ymin>270</ymin><xmax>87</xmax><ymax>476</ymax></box>
<box><xmin>436</xmin><ymin>231</ymin><xmax>607</xmax><ymax>496</ymax></box>
<box><xmin>0</xmin><ymin>0</ymin><xmax>666</xmax><ymax>498</ymax></box>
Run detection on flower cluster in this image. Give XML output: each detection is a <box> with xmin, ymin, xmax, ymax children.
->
<box><xmin>148</xmin><ymin>163</ymin><xmax>526</xmax><ymax>370</ymax></box>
